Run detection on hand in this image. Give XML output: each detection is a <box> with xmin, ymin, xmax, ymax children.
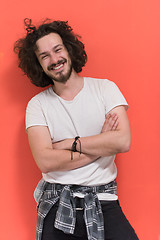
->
<box><xmin>101</xmin><ymin>113</ymin><xmax>119</xmax><ymax>133</ymax></box>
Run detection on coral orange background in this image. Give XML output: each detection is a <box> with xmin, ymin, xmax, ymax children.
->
<box><xmin>0</xmin><ymin>0</ymin><xmax>160</xmax><ymax>239</ymax></box>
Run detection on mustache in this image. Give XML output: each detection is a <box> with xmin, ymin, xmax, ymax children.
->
<box><xmin>47</xmin><ymin>59</ymin><xmax>67</xmax><ymax>71</ymax></box>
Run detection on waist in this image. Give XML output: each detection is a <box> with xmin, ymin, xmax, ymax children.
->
<box><xmin>42</xmin><ymin>180</ymin><xmax>117</xmax><ymax>201</ymax></box>
<box><xmin>43</xmin><ymin>180</ymin><xmax>117</xmax><ymax>194</ymax></box>
<box><xmin>34</xmin><ymin>179</ymin><xmax>117</xmax><ymax>204</ymax></box>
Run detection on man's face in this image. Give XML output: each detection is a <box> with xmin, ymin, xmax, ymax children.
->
<box><xmin>35</xmin><ymin>33</ymin><xmax>72</xmax><ymax>84</ymax></box>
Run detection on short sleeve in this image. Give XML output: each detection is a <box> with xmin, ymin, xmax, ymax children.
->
<box><xmin>25</xmin><ymin>96</ymin><xmax>48</xmax><ymax>130</ymax></box>
<box><xmin>101</xmin><ymin>80</ymin><xmax>128</xmax><ymax>114</ymax></box>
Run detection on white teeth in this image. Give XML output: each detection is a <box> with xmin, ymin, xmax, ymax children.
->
<box><xmin>53</xmin><ymin>64</ymin><xmax>63</xmax><ymax>70</ymax></box>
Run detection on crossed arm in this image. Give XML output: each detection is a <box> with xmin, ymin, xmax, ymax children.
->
<box><xmin>27</xmin><ymin>105</ymin><xmax>131</xmax><ymax>173</ymax></box>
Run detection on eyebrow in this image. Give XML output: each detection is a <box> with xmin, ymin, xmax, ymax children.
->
<box><xmin>38</xmin><ymin>44</ymin><xmax>63</xmax><ymax>57</ymax></box>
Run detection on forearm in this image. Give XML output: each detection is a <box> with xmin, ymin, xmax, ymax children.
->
<box><xmin>76</xmin><ymin>130</ymin><xmax>130</xmax><ymax>156</ymax></box>
<box><xmin>53</xmin><ymin>106</ymin><xmax>131</xmax><ymax>157</ymax></box>
<box><xmin>33</xmin><ymin>148</ymin><xmax>99</xmax><ymax>173</ymax></box>
<box><xmin>27</xmin><ymin>126</ymin><xmax>99</xmax><ymax>174</ymax></box>
<box><xmin>55</xmin><ymin>130</ymin><xmax>130</xmax><ymax>157</ymax></box>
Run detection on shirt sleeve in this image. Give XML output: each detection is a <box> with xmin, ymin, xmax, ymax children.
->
<box><xmin>101</xmin><ymin>80</ymin><xmax>128</xmax><ymax>114</ymax></box>
<box><xmin>25</xmin><ymin>96</ymin><xmax>48</xmax><ymax>130</ymax></box>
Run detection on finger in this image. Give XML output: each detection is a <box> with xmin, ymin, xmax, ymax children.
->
<box><xmin>101</xmin><ymin>115</ymin><xmax>110</xmax><ymax>132</ymax></box>
<box><xmin>102</xmin><ymin>113</ymin><xmax>117</xmax><ymax>132</ymax></box>
<box><xmin>110</xmin><ymin>114</ymin><xmax>118</xmax><ymax>130</ymax></box>
<box><xmin>111</xmin><ymin>116</ymin><xmax>119</xmax><ymax>130</ymax></box>
<box><xmin>105</xmin><ymin>113</ymin><xmax>111</xmax><ymax>120</ymax></box>
<box><xmin>112</xmin><ymin>120</ymin><xmax>119</xmax><ymax>130</ymax></box>
<box><xmin>101</xmin><ymin>123</ymin><xmax>109</xmax><ymax>132</ymax></box>
<box><xmin>107</xmin><ymin>113</ymin><xmax>118</xmax><ymax>128</ymax></box>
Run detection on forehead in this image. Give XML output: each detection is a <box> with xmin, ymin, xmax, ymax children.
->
<box><xmin>35</xmin><ymin>32</ymin><xmax>63</xmax><ymax>52</ymax></box>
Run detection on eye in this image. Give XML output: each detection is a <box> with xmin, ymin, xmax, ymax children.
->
<box><xmin>55</xmin><ymin>48</ymin><xmax>62</xmax><ymax>53</ymax></box>
<box><xmin>41</xmin><ymin>55</ymin><xmax>48</xmax><ymax>60</ymax></box>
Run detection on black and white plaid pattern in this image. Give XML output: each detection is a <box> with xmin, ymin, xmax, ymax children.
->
<box><xmin>35</xmin><ymin>179</ymin><xmax>117</xmax><ymax>240</ymax></box>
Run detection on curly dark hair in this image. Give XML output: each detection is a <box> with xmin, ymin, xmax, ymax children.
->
<box><xmin>14</xmin><ymin>18</ymin><xmax>87</xmax><ymax>87</ymax></box>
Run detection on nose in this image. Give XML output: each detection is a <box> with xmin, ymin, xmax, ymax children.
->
<box><xmin>49</xmin><ymin>52</ymin><xmax>59</xmax><ymax>65</ymax></box>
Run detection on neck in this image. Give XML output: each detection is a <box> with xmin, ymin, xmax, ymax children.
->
<box><xmin>52</xmin><ymin>70</ymin><xmax>84</xmax><ymax>101</ymax></box>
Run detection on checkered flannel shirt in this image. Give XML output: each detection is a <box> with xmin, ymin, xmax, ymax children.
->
<box><xmin>34</xmin><ymin>179</ymin><xmax>117</xmax><ymax>240</ymax></box>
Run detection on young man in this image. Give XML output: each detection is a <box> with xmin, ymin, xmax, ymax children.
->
<box><xmin>14</xmin><ymin>19</ymin><xmax>139</xmax><ymax>240</ymax></box>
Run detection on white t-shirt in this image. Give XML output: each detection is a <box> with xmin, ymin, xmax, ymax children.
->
<box><xmin>26</xmin><ymin>77</ymin><xmax>128</xmax><ymax>200</ymax></box>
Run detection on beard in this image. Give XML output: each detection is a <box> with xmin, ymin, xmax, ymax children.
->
<box><xmin>52</xmin><ymin>65</ymin><xmax>72</xmax><ymax>83</ymax></box>
<box><xmin>47</xmin><ymin>59</ymin><xmax>73</xmax><ymax>84</ymax></box>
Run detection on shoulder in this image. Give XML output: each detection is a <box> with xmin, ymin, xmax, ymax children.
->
<box><xmin>85</xmin><ymin>77</ymin><xmax>114</xmax><ymax>86</ymax></box>
<box><xmin>84</xmin><ymin>77</ymin><xmax>128</xmax><ymax>111</ymax></box>
<box><xmin>25</xmin><ymin>88</ymin><xmax>52</xmax><ymax>129</ymax></box>
<box><xmin>27</xmin><ymin>87</ymin><xmax>53</xmax><ymax>107</ymax></box>
<box><xmin>84</xmin><ymin>77</ymin><xmax>117</xmax><ymax>93</ymax></box>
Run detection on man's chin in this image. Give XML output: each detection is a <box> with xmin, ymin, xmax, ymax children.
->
<box><xmin>52</xmin><ymin>67</ymin><xmax>72</xmax><ymax>84</ymax></box>
<box><xmin>52</xmin><ymin>75</ymin><xmax>69</xmax><ymax>84</ymax></box>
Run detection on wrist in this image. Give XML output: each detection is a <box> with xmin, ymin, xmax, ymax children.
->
<box><xmin>67</xmin><ymin>138</ymin><xmax>74</xmax><ymax>150</ymax></box>
<box><xmin>71</xmin><ymin>136</ymin><xmax>81</xmax><ymax>153</ymax></box>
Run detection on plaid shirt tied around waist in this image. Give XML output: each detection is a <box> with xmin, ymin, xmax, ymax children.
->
<box><xmin>35</xmin><ymin>179</ymin><xmax>117</xmax><ymax>240</ymax></box>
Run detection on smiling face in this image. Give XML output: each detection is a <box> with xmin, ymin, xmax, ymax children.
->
<box><xmin>35</xmin><ymin>33</ymin><xmax>73</xmax><ymax>84</ymax></box>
